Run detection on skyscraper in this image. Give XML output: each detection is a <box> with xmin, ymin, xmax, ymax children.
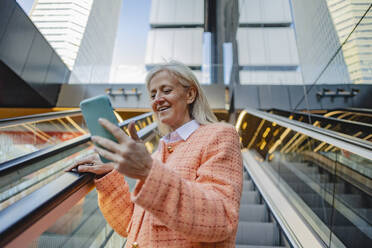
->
<box><xmin>326</xmin><ymin>0</ymin><xmax>372</xmax><ymax>84</ymax></box>
<box><xmin>237</xmin><ymin>0</ymin><xmax>303</xmax><ymax>84</ymax></box>
<box><xmin>145</xmin><ymin>0</ymin><xmax>303</xmax><ymax>85</ymax></box>
<box><xmin>30</xmin><ymin>0</ymin><xmax>122</xmax><ymax>83</ymax></box>
<box><xmin>145</xmin><ymin>0</ymin><xmax>204</xmax><ymax>82</ymax></box>
<box><xmin>290</xmin><ymin>0</ymin><xmax>351</xmax><ymax>85</ymax></box>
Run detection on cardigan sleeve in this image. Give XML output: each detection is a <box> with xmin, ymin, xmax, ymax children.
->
<box><xmin>95</xmin><ymin>170</ymin><xmax>134</xmax><ymax>237</ymax></box>
<box><xmin>131</xmin><ymin>124</ymin><xmax>243</xmax><ymax>242</ymax></box>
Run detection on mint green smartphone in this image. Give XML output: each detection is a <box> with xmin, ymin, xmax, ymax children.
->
<box><xmin>80</xmin><ymin>95</ymin><xmax>118</xmax><ymax>163</ymax></box>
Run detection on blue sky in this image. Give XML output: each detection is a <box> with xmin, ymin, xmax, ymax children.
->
<box><xmin>17</xmin><ymin>0</ymin><xmax>151</xmax><ymax>82</ymax></box>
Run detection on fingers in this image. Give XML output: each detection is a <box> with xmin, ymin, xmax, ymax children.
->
<box><xmin>94</xmin><ymin>146</ymin><xmax>123</xmax><ymax>163</ymax></box>
<box><xmin>64</xmin><ymin>154</ymin><xmax>97</xmax><ymax>172</ymax></box>
<box><xmin>91</xmin><ymin>136</ymin><xmax>122</xmax><ymax>154</ymax></box>
<box><xmin>128</xmin><ymin>121</ymin><xmax>141</xmax><ymax>142</ymax></box>
<box><xmin>99</xmin><ymin>118</ymin><xmax>129</xmax><ymax>144</ymax></box>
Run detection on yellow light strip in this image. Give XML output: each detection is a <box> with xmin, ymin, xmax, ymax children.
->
<box><xmin>284</xmin><ymin>134</ymin><xmax>307</xmax><ymax>154</ymax></box>
<box><xmin>262</xmin><ymin>127</ymin><xmax>271</xmax><ymax>138</ymax></box>
<box><xmin>113</xmin><ymin>111</ymin><xmax>124</xmax><ymax>123</ymax></box>
<box><xmin>146</xmin><ymin>116</ymin><xmax>152</xmax><ymax>124</ymax></box>
<box><xmin>235</xmin><ymin>110</ymin><xmax>247</xmax><ymax>132</ymax></box>
<box><xmin>337</xmin><ymin>112</ymin><xmax>353</xmax><ymax>120</ymax></box>
<box><xmin>57</xmin><ymin>118</ymin><xmax>72</xmax><ymax>132</ymax></box>
<box><xmin>21</xmin><ymin>124</ymin><xmax>49</xmax><ymax>142</ymax></box>
<box><xmin>65</xmin><ymin>116</ymin><xmax>87</xmax><ymax>134</ymax></box>
<box><xmin>269</xmin><ymin>128</ymin><xmax>291</xmax><ymax>154</ymax></box>
<box><xmin>323</xmin><ymin>111</ymin><xmax>344</xmax><ymax>118</ymax></box>
<box><xmin>363</xmin><ymin>134</ymin><xmax>372</xmax><ymax>141</ymax></box>
<box><xmin>313</xmin><ymin>142</ymin><xmax>327</xmax><ymax>153</ymax></box>
<box><xmin>247</xmin><ymin>119</ymin><xmax>265</xmax><ymax>149</ymax></box>
<box><xmin>280</xmin><ymin>132</ymin><xmax>300</xmax><ymax>153</ymax></box>
<box><xmin>48</xmin><ymin>120</ymin><xmax>63</xmax><ymax>131</ymax></box>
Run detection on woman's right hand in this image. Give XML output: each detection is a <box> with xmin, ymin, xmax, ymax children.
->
<box><xmin>65</xmin><ymin>154</ymin><xmax>114</xmax><ymax>176</ymax></box>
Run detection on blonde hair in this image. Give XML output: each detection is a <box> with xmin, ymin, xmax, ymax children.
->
<box><xmin>146</xmin><ymin>61</ymin><xmax>218</xmax><ymax>135</ymax></box>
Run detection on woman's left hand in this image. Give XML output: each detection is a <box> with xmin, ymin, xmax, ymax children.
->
<box><xmin>91</xmin><ymin>118</ymin><xmax>153</xmax><ymax>181</ymax></box>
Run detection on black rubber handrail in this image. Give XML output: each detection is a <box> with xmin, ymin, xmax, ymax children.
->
<box><xmin>0</xmin><ymin>112</ymin><xmax>154</xmax><ymax>177</ymax></box>
<box><xmin>0</xmin><ymin>114</ymin><xmax>157</xmax><ymax>247</ymax></box>
<box><xmin>270</xmin><ymin>108</ymin><xmax>372</xmax><ymax>134</ymax></box>
<box><xmin>244</xmin><ymin>107</ymin><xmax>372</xmax><ymax>161</ymax></box>
<box><xmin>0</xmin><ymin>109</ymin><xmax>82</xmax><ymax>127</ymax></box>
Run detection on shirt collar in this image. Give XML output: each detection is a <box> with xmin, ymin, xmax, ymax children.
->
<box><xmin>161</xmin><ymin>120</ymin><xmax>200</xmax><ymax>143</ymax></box>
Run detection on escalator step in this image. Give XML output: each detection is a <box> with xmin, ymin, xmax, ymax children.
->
<box><xmin>338</xmin><ymin>194</ymin><xmax>363</xmax><ymax>208</ymax></box>
<box><xmin>301</xmin><ymin>193</ymin><xmax>330</xmax><ymax>208</ymax></box>
<box><xmin>236</xmin><ymin>222</ymin><xmax>280</xmax><ymax>246</ymax></box>
<box><xmin>241</xmin><ymin>191</ymin><xmax>260</xmax><ymax>204</ymax></box>
<box><xmin>243</xmin><ymin>181</ymin><xmax>254</xmax><ymax>191</ymax></box>
<box><xmin>287</xmin><ymin>182</ymin><xmax>315</xmax><ymax>194</ymax></box>
<box><xmin>356</xmin><ymin>208</ymin><xmax>372</xmax><ymax>222</ymax></box>
<box><xmin>239</xmin><ymin>204</ymin><xmax>268</xmax><ymax>222</ymax></box>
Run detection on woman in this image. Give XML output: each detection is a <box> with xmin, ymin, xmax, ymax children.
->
<box><xmin>69</xmin><ymin>61</ymin><xmax>243</xmax><ymax>247</ymax></box>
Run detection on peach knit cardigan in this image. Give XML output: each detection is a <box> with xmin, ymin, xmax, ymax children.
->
<box><xmin>95</xmin><ymin>123</ymin><xmax>243</xmax><ymax>247</ymax></box>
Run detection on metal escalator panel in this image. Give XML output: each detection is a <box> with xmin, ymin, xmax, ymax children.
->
<box><xmin>237</xmin><ymin>108</ymin><xmax>372</xmax><ymax>248</ymax></box>
<box><xmin>0</xmin><ymin>110</ymin><xmax>87</xmax><ymax>164</ymax></box>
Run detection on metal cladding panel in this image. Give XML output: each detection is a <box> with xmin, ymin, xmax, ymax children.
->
<box><xmin>237</xmin><ymin>28</ymin><xmax>299</xmax><ymax>66</ymax></box>
<box><xmin>239</xmin><ymin>0</ymin><xmax>292</xmax><ymax>24</ymax></box>
<box><xmin>239</xmin><ymin>71</ymin><xmax>303</xmax><ymax>84</ymax></box>
<box><xmin>150</xmin><ymin>0</ymin><xmax>203</xmax><ymax>25</ymax></box>
<box><xmin>237</xmin><ymin>28</ymin><xmax>266</xmax><ymax>65</ymax></box>
<box><xmin>0</xmin><ymin>61</ymin><xmax>54</xmax><ymax>107</ymax></box>
<box><xmin>0</xmin><ymin>6</ymin><xmax>35</xmax><ymax>75</ymax></box>
<box><xmin>0</xmin><ymin>0</ymin><xmax>16</xmax><ymax>41</ymax></box>
<box><xmin>234</xmin><ymin>85</ymin><xmax>261</xmax><ymax>109</ymax></box>
<box><xmin>145</xmin><ymin>28</ymin><xmax>203</xmax><ymax>66</ymax></box>
<box><xmin>45</xmin><ymin>53</ymin><xmax>70</xmax><ymax>84</ymax></box>
<box><xmin>21</xmin><ymin>33</ymin><xmax>53</xmax><ymax>84</ymax></box>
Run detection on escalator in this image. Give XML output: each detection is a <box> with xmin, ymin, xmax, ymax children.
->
<box><xmin>237</xmin><ymin>107</ymin><xmax>372</xmax><ymax>247</ymax></box>
<box><xmin>0</xmin><ymin>111</ymin><xmax>157</xmax><ymax>247</ymax></box>
<box><xmin>269</xmin><ymin>108</ymin><xmax>372</xmax><ymax>143</ymax></box>
<box><xmin>2</xmin><ymin>107</ymin><xmax>370</xmax><ymax>247</ymax></box>
<box><xmin>0</xmin><ymin>109</ymin><xmax>304</xmax><ymax>248</ymax></box>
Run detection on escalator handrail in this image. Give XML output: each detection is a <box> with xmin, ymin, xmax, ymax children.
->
<box><xmin>344</xmin><ymin>107</ymin><xmax>372</xmax><ymax>114</ymax></box>
<box><xmin>0</xmin><ymin>117</ymin><xmax>157</xmax><ymax>247</ymax></box>
<box><xmin>271</xmin><ymin>108</ymin><xmax>372</xmax><ymax>133</ymax></box>
<box><xmin>0</xmin><ymin>109</ymin><xmax>82</xmax><ymax>127</ymax></box>
<box><xmin>0</xmin><ymin>112</ymin><xmax>154</xmax><ymax>177</ymax></box>
<box><xmin>244</xmin><ymin>107</ymin><xmax>372</xmax><ymax>161</ymax></box>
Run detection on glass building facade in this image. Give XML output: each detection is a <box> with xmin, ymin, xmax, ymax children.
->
<box><xmin>30</xmin><ymin>0</ymin><xmax>122</xmax><ymax>83</ymax></box>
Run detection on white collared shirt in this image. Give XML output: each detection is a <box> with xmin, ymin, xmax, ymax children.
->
<box><xmin>161</xmin><ymin>120</ymin><xmax>200</xmax><ymax>143</ymax></box>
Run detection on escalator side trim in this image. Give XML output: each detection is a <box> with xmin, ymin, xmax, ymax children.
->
<box><xmin>245</xmin><ymin>107</ymin><xmax>372</xmax><ymax>161</ymax></box>
<box><xmin>0</xmin><ymin>109</ymin><xmax>82</xmax><ymax>127</ymax></box>
<box><xmin>272</xmin><ymin>108</ymin><xmax>372</xmax><ymax>132</ymax></box>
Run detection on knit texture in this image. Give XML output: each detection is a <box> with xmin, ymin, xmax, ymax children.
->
<box><xmin>95</xmin><ymin>122</ymin><xmax>243</xmax><ymax>247</ymax></box>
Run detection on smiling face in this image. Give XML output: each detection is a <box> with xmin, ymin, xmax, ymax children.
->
<box><xmin>149</xmin><ymin>71</ymin><xmax>196</xmax><ymax>131</ymax></box>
